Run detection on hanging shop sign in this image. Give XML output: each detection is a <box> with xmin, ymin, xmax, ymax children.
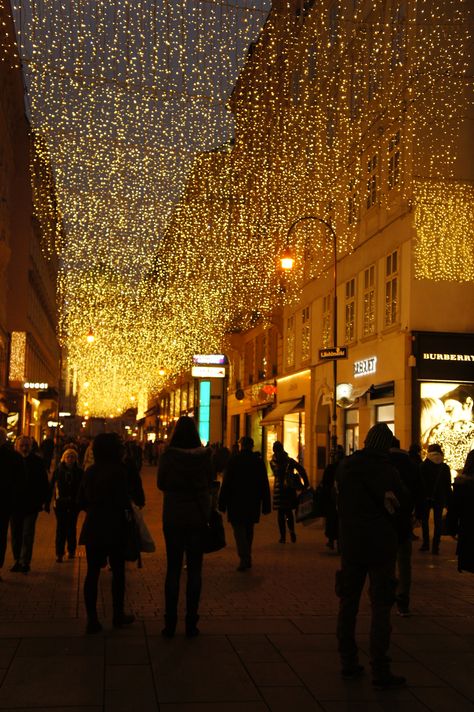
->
<box><xmin>319</xmin><ymin>346</ymin><xmax>348</xmax><ymax>360</ymax></box>
<box><xmin>192</xmin><ymin>354</ymin><xmax>227</xmax><ymax>365</ymax></box>
<box><xmin>354</xmin><ymin>356</ymin><xmax>377</xmax><ymax>378</ymax></box>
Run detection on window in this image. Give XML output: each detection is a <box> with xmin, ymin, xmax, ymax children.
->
<box><xmin>268</xmin><ymin>327</ymin><xmax>278</xmax><ymax>377</ymax></box>
<box><xmin>345</xmin><ymin>278</ymin><xmax>356</xmax><ymax>343</ymax></box>
<box><xmin>384</xmin><ymin>250</ymin><xmax>399</xmax><ymax>326</ymax></box>
<box><xmin>322</xmin><ymin>295</ymin><xmax>332</xmax><ymax>348</ymax></box>
<box><xmin>347</xmin><ymin>178</ymin><xmax>359</xmax><ymax>225</ymax></box>
<box><xmin>363</xmin><ymin>264</ymin><xmax>376</xmax><ymax>336</ymax></box>
<box><xmin>388</xmin><ymin>130</ymin><xmax>401</xmax><ymax>190</ymax></box>
<box><xmin>301</xmin><ymin>306</ymin><xmax>311</xmax><ymax>362</ymax></box>
<box><xmin>390</xmin><ymin>2</ymin><xmax>406</xmax><ymax>70</ymax></box>
<box><xmin>255</xmin><ymin>333</ymin><xmax>267</xmax><ymax>380</ymax></box>
<box><xmin>366</xmin><ymin>154</ymin><xmax>378</xmax><ymax>209</ymax></box>
<box><xmin>286</xmin><ymin>315</ymin><xmax>295</xmax><ymax>368</ymax></box>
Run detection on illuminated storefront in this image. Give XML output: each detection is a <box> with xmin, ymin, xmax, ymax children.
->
<box><xmin>412</xmin><ymin>332</ymin><xmax>474</xmax><ymax>478</ymax></box>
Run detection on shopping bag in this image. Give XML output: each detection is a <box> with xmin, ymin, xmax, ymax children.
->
<box><xmin>132</xmin><ymin>503</ymin><xmax>156</xmax><ymax>553</ymax></box>
<box><xmin>295</xmin><ymin>489</ymin><xmax>315</xmax><ymax>523</ymax></box>
<box><xmin>203</xmin><ymin>509</ymin><xmax>226</xmax><ymax>553</ymax></box>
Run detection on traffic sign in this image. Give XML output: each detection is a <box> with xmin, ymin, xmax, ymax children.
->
<box><xmin>319</xmin><ymin>346</ymin><xmax>348</xmax><ymax>360</ymax></box>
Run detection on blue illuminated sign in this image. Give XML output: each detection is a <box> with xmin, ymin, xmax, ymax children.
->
<box><xmin>198</xmin><ymin>380</ymin><xmax>211</xmax><ymax>444</ymax></box>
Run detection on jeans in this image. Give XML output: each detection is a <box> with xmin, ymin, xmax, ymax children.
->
<box><xmin>55</xmin><ymin>507</ymin><xmax>79</xmax><ymax>557</ymax></box>
<box><xmin>421</xmin><ymin>503</ymin><xmax>444</xmax><ymax>551</ymax></box>
<box><xmin>396</xmin><ymin>539</ymin><xmax>412</xmax><ymax>611</ymax></box>
<box><xmin>10</xmin><ymin>511</ymin><xmax>38</xmax><ymax>567</ymax></box>
<box><xmin>277</xmin><ymin>509</ymin><xmax>295</xmax><ymax>540</ymax></box>
<box><xmin>163</xmin><ymin>525</ymin><xmax>204</xmax><ymax>625</ymax></box>
<box><xmin>336</xmin><ymin>557</ymin><xmax>397</xmax><ymax>677</ymax></box>
<box><xmin>83</xmin><ymin>545</ymin><xmax>125</xmax><ymax>622</ymax></box>
<box><xmin>232</xmin><ymin>521</ymin><xmax>255</xmax><ymax>567</ymax></box>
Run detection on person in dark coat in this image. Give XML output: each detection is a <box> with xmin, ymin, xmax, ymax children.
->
<box><xmin>218</xmin><ymin>436</ymin><xmax>271</xmax><ymax>571</ymax></box>
<box><xmin>270</xmin><ymin>441</ymin><xmax>309</xmax><ymax>544</ymax></box>
<box><xmin>419</xmin><ymin>443</ymin><xmax>452</xmax><ymax>554</ymax></box>
<box><xmin>389</xmin><ymin>437</ymin><xmax>424</xmax><ymax>617</ymax></box>
<box><xmin>78</xmin><ymin>433</ymin><xmax>136</xmax><ymax>634</ymax></box>
<box><xmin>50</xmin><ymin>448</ymin><xmax>83</xmax><ymax>562</ymax></box>
<box><xmin>321</xmin><ymin>445</ymin><xmax>345</xmax><ymax>550</ymax></box>
<box><xmin>10</xmin><ymin>435</ymin><xmax>50</xmax><ymax>574</ymax></box>
<box><xmin>446</xmin><ymin>450</ymin><xmax>474</xmax><ymax>573</ymax></box>
<box><xmin>0</xmin><ymin>428</ymin><xmax>23</xmax><ymax>580</ymax></box>
<box><xmin>335</xmin><ymin>422</ymin><xmax>409</xmax><ymax>690</ymax></box>
<box><xmin>157</xmin><ymin>416</ymin><xmax>213</xmax><ymax>638</ymax></box>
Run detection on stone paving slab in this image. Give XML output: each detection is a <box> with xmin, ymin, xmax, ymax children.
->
<box><xmin>0</xmin><ymin>466</ymin><xmax>472</xmax><ymax>711</ymax></box>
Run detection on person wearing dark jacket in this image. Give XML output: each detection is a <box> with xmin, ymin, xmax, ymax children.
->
<box><xmin>446</xmin><ymin>450</ymin><xmax>474</xmax><ymax>573</ymax></box>
<box><xmin>0</xmin><ymin>428</ymin><xmax>23</xmax><ymax>580</ymax></box>
<box><xmin>419</xmin><ymin>443</ymin><xmax>452</xmax><ymax>554</ymax></box>
<box><xmin>336</xmin><ymin>422</ymin><xmax>409</xmax><ymax>690</ymax></box>
<box><xmin>10</xmin><ymin>436</ymin><xmax>50</xmax><ymax>574</ymax></box>
<box><xmin>389</xmin><ymin>438</ymin><xmax>424</xmax><ymax>617</ymax></box>
<box><xmin>78</xmin><ymin>433</ymin><xmax>136</xmax><ymax>634</ymax></box>
<box><xmin>157</xmin><ymin>416</ymin><xmax>213</xmax><ymax>638</ymax></box>
<box><xmin>219</xmin><ymin>436</ymin><xmax>271</xmax><ymax>571</ymax></box>
<box><xmin>50</xmin><ymin>448</ymin><xmax>83</xmax><ymax>562</ymax></box>
<box><xmin>270</xmin><ymin>441</ymin><xmax>309</xmax><ymax>544</ymax></box>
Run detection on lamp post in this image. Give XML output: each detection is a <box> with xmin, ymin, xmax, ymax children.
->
<box><xmin>280</xmin><ymin>215</ymin><xmax>339</xmax><ymax>464</ymax></box>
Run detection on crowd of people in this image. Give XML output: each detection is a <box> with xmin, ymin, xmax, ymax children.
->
<box><xmin>0</xmin><ymin>420</ymin><xmax>473</xmax><ymax>691</ymax></box>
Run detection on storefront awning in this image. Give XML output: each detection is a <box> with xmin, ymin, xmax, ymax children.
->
<box><xmin>260</xmin><ymin>398</ymin><xmax>304</xmax><ymax>425</ymax></box>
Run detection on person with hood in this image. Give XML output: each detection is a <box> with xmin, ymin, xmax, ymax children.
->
<box><xmin>10</xmin><ymin>435</ymin><xmax>50</xmax><ymax>574</ymax></box>
<box><xmin>218</xmin><ymin>436</ymin><xmax>271</xmax><ymax>571</ymax></box>
<box><xmin>157</xmin><ymin>416</ymin><xmax>213</xmax><ymax>638</ymax></box>
<box><xmin>419</xmin><ymin>443</ymin><xmax>452</xmax><ymax>555</ymax></box>
<box><xmin>78</xmin><ymin>433</ymin><xmax>136</xmax><ymax>634</ymax></box>
<box><xmin>50</xmin><ymin>448</ymin><xmax>83</xmax><ymax>562</ymax></box>
<box><xmin>335</xmin><ymin>422</ymin><xmax>409</xmax><ymax>690</ymax></box>
<box><xmin>270</xmin><ymin>441</ymin><xmax>309</xmax><ymax>544</ymax></box>
<box><xmin>446</xmin><ymin>450</ymin><xmax>474</xmax><ymax>573</ymax></box>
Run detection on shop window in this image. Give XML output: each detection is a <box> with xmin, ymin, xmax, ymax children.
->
<box><xmin>376</xmin><ymin>403</ymin><xmax>395</xmax><ymax>433</ymax></box>
<box><xmin>363</xmin><ymin>264</ymin><xmax>376</xmax><ymax>336</ymax></box>
<box><xmin>286</xmin><ymin>315</ymin><xmax>295</xmax><ymax>368</ymax></box>
<box><xmin>384</xmin><ymin>249</ymin><xmax>399</xmax><ymax>327</ymax></box>
<box><xmin>345</xmin><ymin>278</ymin><xmax>356</xmax><ymax>343</ymax></box>
<box><xmin>344</xmin><ymin>408</ymin><xmax>359</xmax><ymax>455</ymax></box>
<box><xmin>284</xmin><ymin>411</ymin><xmax>305</xmax><ymax>465</ymax></box>
<box><xmin>322</xmin><ymin>294</ymin><xmax>332</xmax><ymax>348</ymax></box>
<box><xmin>366</xmin><ymin>154</ymin><xmax>378</xmax><ymax>209</ymax></box>
<box><xmin>388</xmin><ymin>130</ymin><xmax>401</xmax><ymax>190</ymax></box>
<box><xmin>301</xmin><ymin>306</ymin><xmax>311</xmax><ymax>362</ymax></box>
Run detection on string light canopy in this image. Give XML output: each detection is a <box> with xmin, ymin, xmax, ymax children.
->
<box><xmin>5</xmin><ymin>0</ymin><xmax>472</xmax><ymax>417</ymax></box>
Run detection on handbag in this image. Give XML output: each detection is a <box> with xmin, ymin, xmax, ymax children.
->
<box><xmin>203</xmin><ymin>509</ymin><xmax>226</xmax><ymax>554</ymax></box>
<box><xmin>295</xmin><ymin>488</ymin><xmax>314</xmax><ymax>523</ymax></box>
<box><xmin>123</xmin><ymin>508</ymin><xmax>140</xmax><ymax>562</ymax></box>
<box><xmin>132</xmin><ymin>503</ymin><xmax>156</xmax><ymax>553</ymax></box>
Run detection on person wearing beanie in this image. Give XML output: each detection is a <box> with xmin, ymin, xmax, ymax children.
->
<box><xmin>419</xmin><ymin>443</ymin><xmax>452</xmax><ymax>554</ymax></box>
<box><xmin>50</xmin><ymin>448</ymin><xmax>83</xmax><ymax>562</ymax></box>
<box><xmin>335</xmin><ymin>422</ymin><xmax>409</xmax><ymax>690</ymax></box>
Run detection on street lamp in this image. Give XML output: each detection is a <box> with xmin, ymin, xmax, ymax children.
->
<box><xmin>281</xmin><ymin>215</ymin><xmax>339</xmax><ymax>464</ymax></box>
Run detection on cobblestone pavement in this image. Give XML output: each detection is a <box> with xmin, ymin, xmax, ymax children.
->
<box><xmin>0</xmin><ymin>465</ymin><xmax>473</xmax><ymax>711</ymax></box>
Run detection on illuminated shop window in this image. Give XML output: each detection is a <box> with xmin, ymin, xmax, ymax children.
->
<box><xmin>286</xmin><ymin>315</ymin><xmax>295</xmax><ymax>368</ymax></box>
<box><xmin>363</xmin><ymin>264</ymin><xmax>376</xmax><ymax>336</ymax></box>
<box><xmin>301</xmin><ymin>306</ymin><xmax>311</xmax><ymax>362</ymax></box>
<box><xmin>345</xmin><ymin>278</ymin><xmax>356</xmax><ymax>343</ymax></box>
<box><xmin>384</xmin><ymin>250</ymin><xmax>399</xmax><ymax>327</ymax></box>
<box><xmin>388</xmin><ymin>130</ymin><xmax>401</xmax><ymax>190</ymax></box>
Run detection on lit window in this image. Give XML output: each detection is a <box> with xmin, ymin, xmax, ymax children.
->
<box><xmin>345</xmin><ymin>279</ymin><xmax>356</xmax><ymax>343</ymax></box>
<box><xmin>286</xmin><ymin>315</ymin><xmax>295</xmax><ymax>368</ymax></box>
<box><xmin>301</xmin><ymin>306</ymin><xmax>311</xmax><ymax>362</ymax></box>
<box><xmin>385</xmin><ymin>250</ymin><xmax>399</xmax><ymax>326</ymax></box>
<box><xmin>363</xmin><ymin>264</ymin><xmax>376</xmax><ymax>336</ymax></box>
<box><xmin>322</xmin><ymin>295</ymin><xmax>332</xmax><ymax>348</ymax></box>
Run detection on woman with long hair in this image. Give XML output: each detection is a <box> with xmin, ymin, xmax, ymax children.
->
<box><xmin>157</xmin><ymin>416</ymin><xmax>213</xmax><ymax>638</ymax></box>
<box><xmin>78</xmin><ymin>433</ymin><xmax>136</xmax><ymax>634</ymax></box>
<box><xmin>50</xmin><ymin>448</ymin><xmax>83</xmax><ymax>562</ymax></box>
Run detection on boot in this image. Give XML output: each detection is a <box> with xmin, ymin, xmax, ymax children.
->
<box><xmin>185</xmin><ymin>614</ymin><xmax>200</xmax><ymax>638</ymax></box>
<box><xmin>161</xmin><ymin>614</ymin><xmax>177</xmax><ymax>638</ymax></box>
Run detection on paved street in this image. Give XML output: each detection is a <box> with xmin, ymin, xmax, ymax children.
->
<box><xmin>0</xmin><ymin>465</ymin><xmax>473</xmax><ymax>711</ymax></box>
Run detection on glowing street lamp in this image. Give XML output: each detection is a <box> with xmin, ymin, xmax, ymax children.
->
<box><xmin>86</xmin><ymin>328</ymin><xmax>95</xmax><ymax>344</ymax></box>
